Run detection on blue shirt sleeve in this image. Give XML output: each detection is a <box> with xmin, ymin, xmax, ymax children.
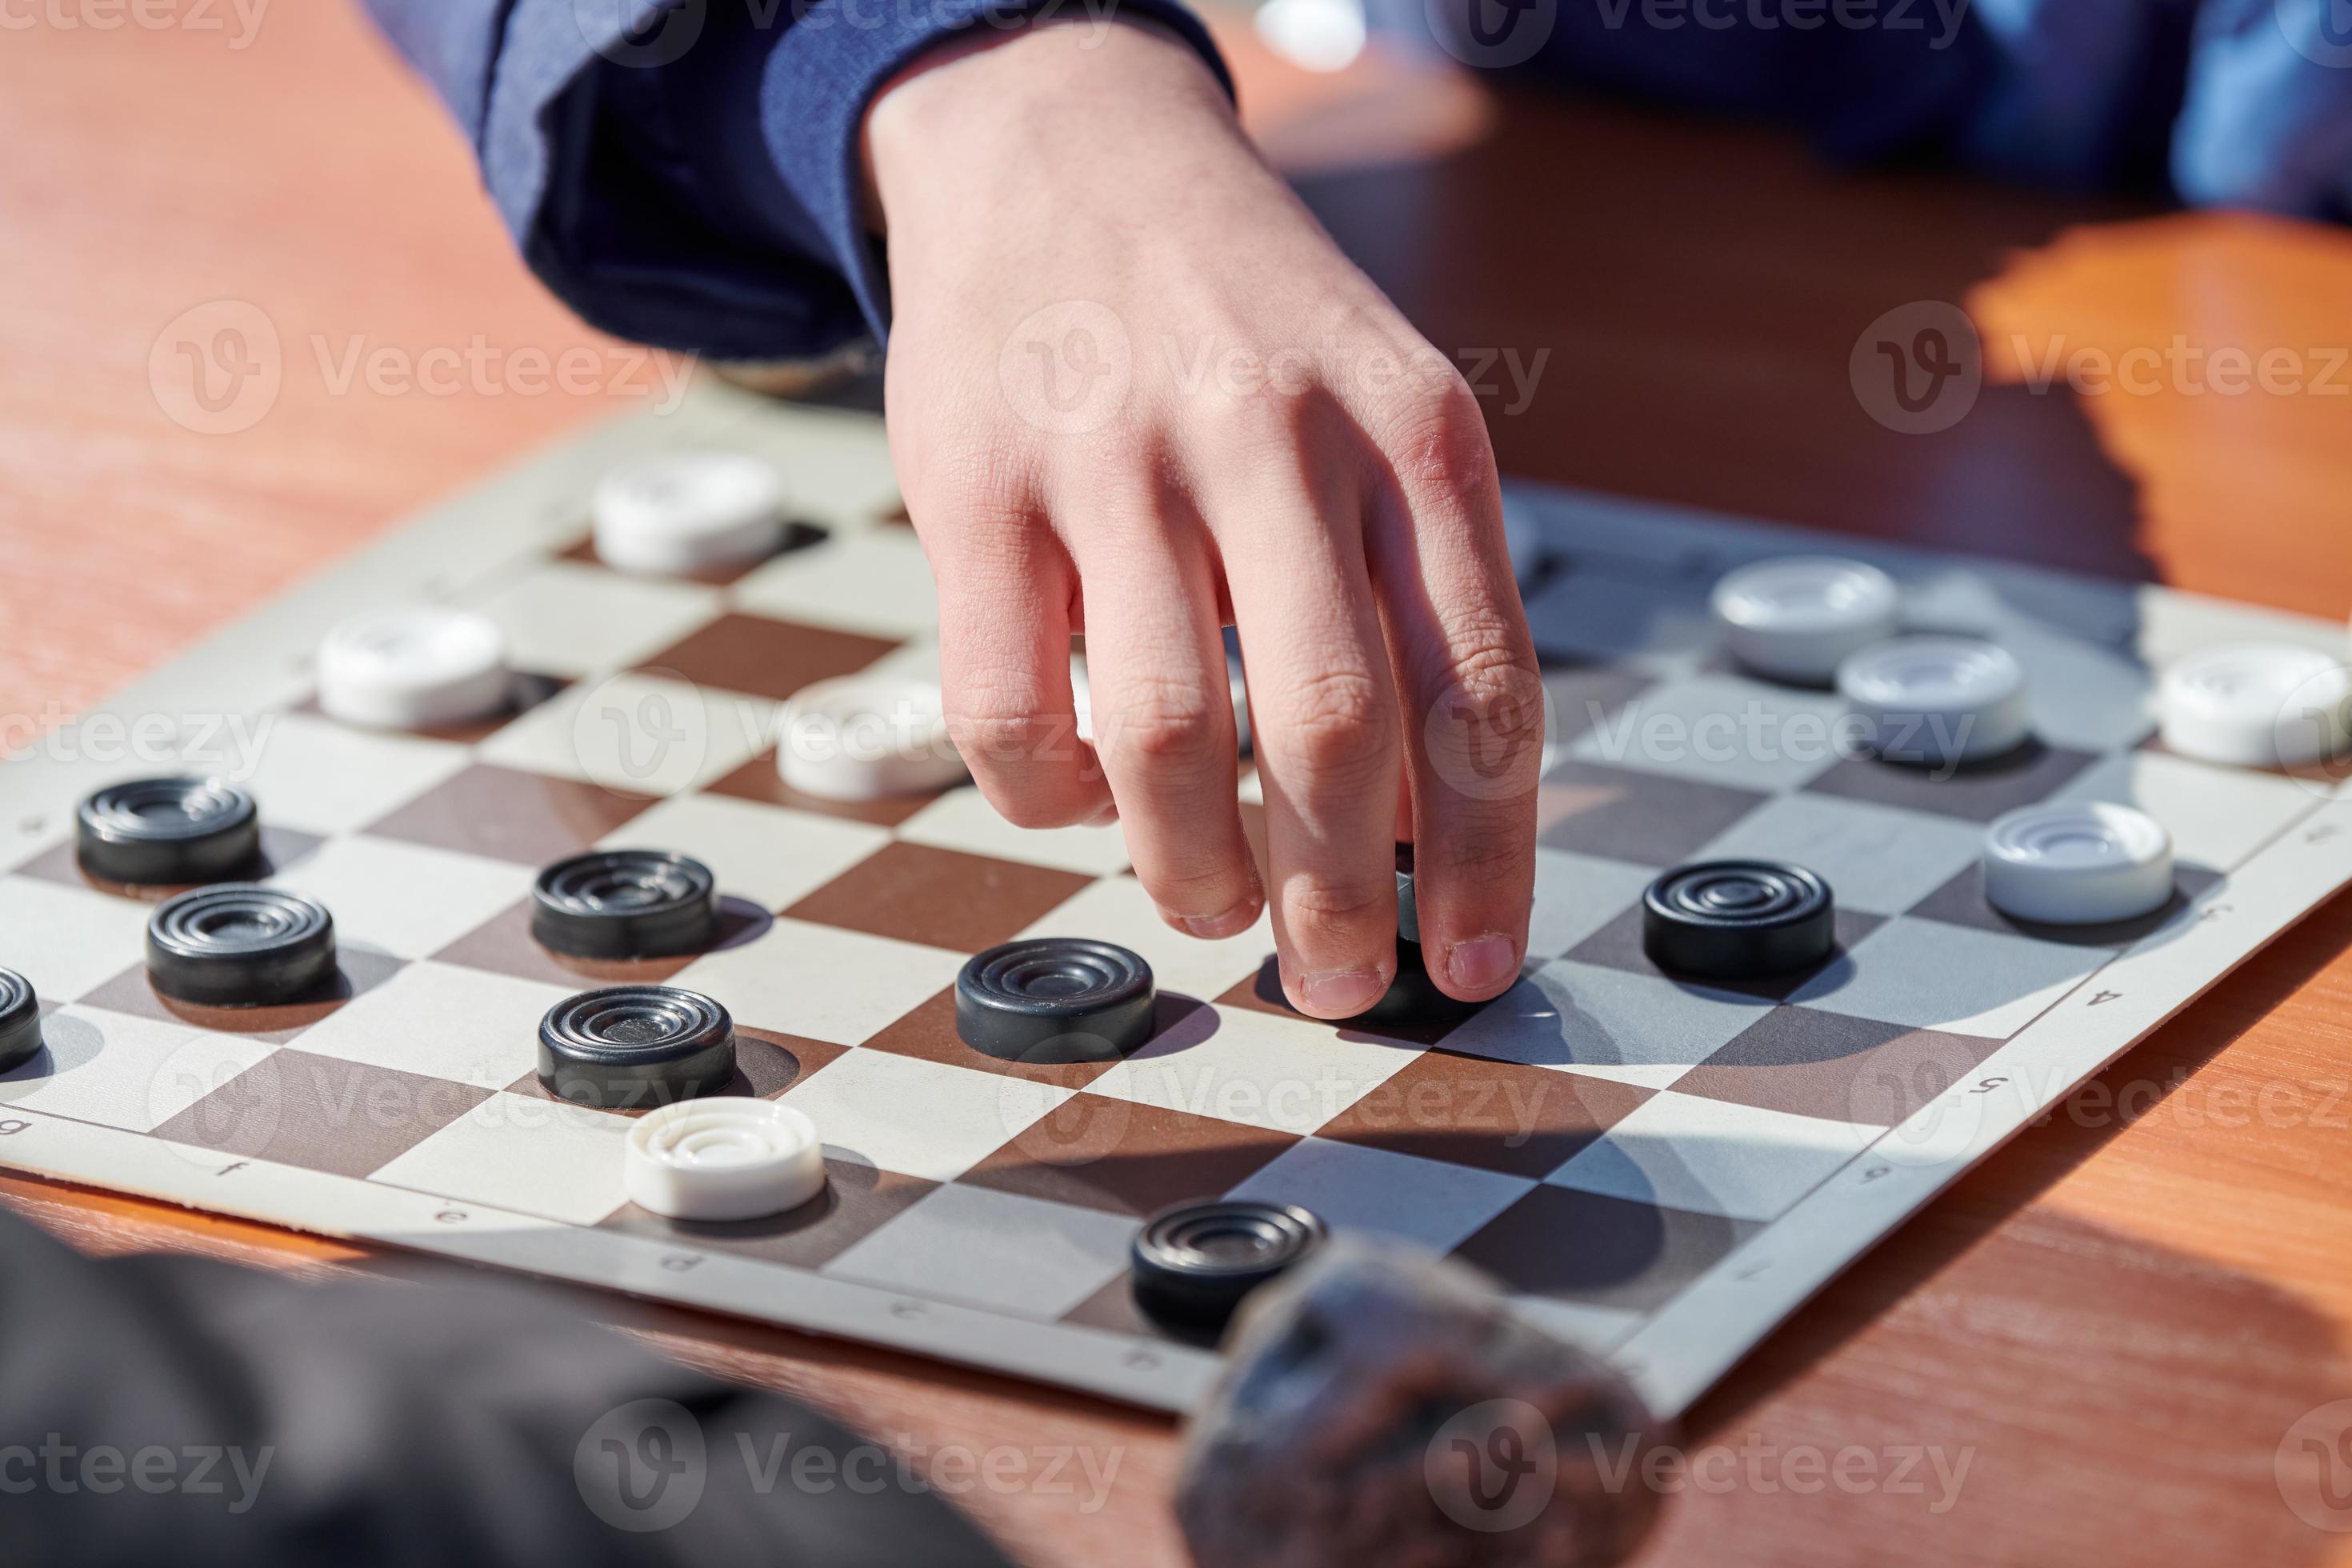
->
<box><xmin>358</xmin><ymin>0</ymin><xmax>1232</xmax><ymax>362</ymax></box>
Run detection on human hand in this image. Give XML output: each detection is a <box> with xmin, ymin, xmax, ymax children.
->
<box><xmin>863</xmin><ymin>19</ymin><xmax>1542</xmax><ymax>1018</ymax></box>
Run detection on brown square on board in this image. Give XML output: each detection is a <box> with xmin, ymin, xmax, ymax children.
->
<box><xmin>1562</xmin><ymin>903</ymin><xmax>1886</xmax><ymax>1003</ymax></box>
<box><xmin>599</xmin><ymin>1157</ymin><xmax>936</xmax><ymax>1270</ymax></box>
<box><xmin>152</xmin><ymin>1048</ymin><xmax>489</xmax><ymax>1179</ymax></box>
<box><xmin>77</xmin><ymin>946</ymin><xmax>406</xmax><ymax>1042</ymax></box>
<box><xmin>14</xmin><ymin>825</ymin><xmax>326</xmax><ymax>902</ymax></box>
<box><xmin>1801</xmin><ymin>740</ymin><xmax>2103</xmax><ymax>824</ymax></box>
<box><xmin>434</xmin><ymin>896</ymin><xmax>774</xmax><ymax>989</ymax></box>
<box><xmin>1534</xmin><ymin>760</ymin><xmax>1770</xmax><ymax>866</ymax></box>
<box><xmin>505</xmin><ymin>1026</ymin><xmax>846</xmax><ymax>1113</ymax></box>
<box><xmin>558</xmin><ymin>522</ymin><xmax>827</xmax><ymax>587</ymax></box>
<box><xmin>1450</xmin><ymin>1184</ymin><xmax>1762</xmax><ymax>1312</ymax></box>
<box><xmin>704</xmin><ymin>746</ymin><xmax>945</xmax><ymax>828</ymax></box>
<box><xmin>1216</xmin><ymin>955</ymin><xmax>1474</xmax><ymax>1048</ymax></box>
<box><xmin>634</xmin><ymin>612</ymin><xmax>898</xmax><ymax>702</ymax></box>
<box><xmin>1059</xmin><ymin>1272</ymin><xmax>1210</xmax><ymax>1349</ymax></box>
<box><xmin>859</xmin><ymin>987</ymin><xmax>1201</xmax><ymax>1091</ymax></box>
<box><xmin>366</xmin><ymin>764</ymin><xmax>652</xmax><ymax>866</ymax></box>
<box><xmin>1318</xmin><ymin>1050</ymin><xmax>1651</xmax><ymax>1178</ymax></box>
<box><xmin>1674</xmin><ymin>1008</ymin><xmax>2004</xmax><ymax>1126</ymax></box>
<box><xmin>782</xmin><ymin>842</ymin><xmax>1091</xmax><ymax>953</ymax></box>
<box><xmin>961</xmin><ymin>1093</ymin><xmax>1298</xmax><ymax>1217</ymax></box>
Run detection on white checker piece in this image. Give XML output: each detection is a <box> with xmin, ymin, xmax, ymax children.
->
<box><xmin>1445</xmin><ymin>961</ymin><xmax>1774</xmax><ymax>1090</ymax></box>
<box><xmin>823</xmin><ymin>1183</ymin><xmax>1136</xmax><ymax>1320</ymax></box>
<box><xmin>374</xmin><ymin>1092</ymin><xmax>633</xmax><ymax>1226</ymax></box>
<box><xmin>670</xmin><ymin>918</ymin><xmax>966</xmax><ymax>1047</ymax></box>
<box><xmin>1548</xmin><ymin>1092</ymin><xmax>1881</xmax><ymax>1222</ymax></box>
<box><xmin>1229</xmin><ymin>1137</ymin><xmax>1534</xmax><ymax>1254</ymax></box>
<box><xmin>294</xmin><ymin>961</ymin><xmax>574</xmax><ymax>1092</ymax></box>
<box><xmin>268</xmin><ymin>835</ymin><xmax>534</xmax><ymax>959</ymax></box>
<box><xmin>1</xmin><ymin>1006</ymin><xmax>276</xmax><ymax>1134</ymax></box>
<box><xmin>602</xmin><ymin>793</ymin><xmax>888</xmax><ymax>911</ymax></box>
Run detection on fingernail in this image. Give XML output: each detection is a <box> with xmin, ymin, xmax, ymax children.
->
<box><xmin>1083</xmin><ymin>804</ymin><xmax>1120</xmax><ymax>829</ymax></box>
<box><xmin>1176</xmin><ymin>900</ymin><xmax>1261</xmax><ymax>940</ymax></box>
<box><xmin>1446</xmin><ymin>934</ymin><xmax>1521</xmax><ymax>994</ymax></box>
<box><xmin>1298</xmin><ymin>967</ymin><xmax>1390</xmax><ymax>1018</ymax></box>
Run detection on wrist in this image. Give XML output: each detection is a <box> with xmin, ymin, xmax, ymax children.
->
<box><xmin>862</xmin><ymin>18</ymin><xmax>1244</xmax><ymax>238</ymax></box>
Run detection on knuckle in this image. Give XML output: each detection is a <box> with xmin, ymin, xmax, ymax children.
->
<box><xmin>1283</xmin><ymin>874</ymin><xmax>1392</xmax><ymax>929</ymax></box>
<box><xmin>1280</xmin><ymin>669</ymin><xmax>1392</xmax><ymax>782</ymax></box>
<box><xmin>1099</xmin><ymin>682</ymin><xmax>1222</xmax><ymax>768</ymax></box>
<box><xmin>1379</xmin><ymin>375</ymin><xmax>1496</xmax><ymax>492</ymax></box>
<box><xmin>1145</xmin><ymin>856</ymin><xmax>1250</xmax><ymax>910</ymax></box>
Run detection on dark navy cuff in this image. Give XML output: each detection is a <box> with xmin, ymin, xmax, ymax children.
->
<box><xmin>749</xmin><ymin>0</ymin><xmax>1235</xmax><ymax>345</ymax></box>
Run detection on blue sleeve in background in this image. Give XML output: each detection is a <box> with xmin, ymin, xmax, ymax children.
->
<box><xmin>356</xmin><ymin>0</ymin><xmax>1230</xmax><ymax>362</ymax></box>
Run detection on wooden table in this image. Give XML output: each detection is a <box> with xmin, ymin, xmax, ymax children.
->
<box><xmin>6</xmin><ymin>7</ymin><xmax>2352</xmax><ymax>1565</ymax></box>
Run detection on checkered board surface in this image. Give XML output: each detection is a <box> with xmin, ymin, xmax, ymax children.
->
<box><xmin>5</xmin><ymin>381</ymin><xmax>2350</xmax><ymax>1420</ymax></box>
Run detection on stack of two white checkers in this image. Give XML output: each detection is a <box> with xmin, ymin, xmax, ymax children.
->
<box><xmin>1712</xmin><ymin>556</ymin><xmax>2352</xmax><ymax>925</ymax></box>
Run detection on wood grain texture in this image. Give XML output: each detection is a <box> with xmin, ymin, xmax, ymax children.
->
<box><xmin>5</xmin><ymin>8</ymin><xmax>2352</xmax><ymax>1566</ymax></box>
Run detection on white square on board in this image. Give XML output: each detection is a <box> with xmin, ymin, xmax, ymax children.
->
<box><xmin>2053</xmin><ymin>750</ymin><xmax>2318</xmax><ymax>872</ymax></box>
<box><xmin>234</xmin><ymin>712</ymin><xmax>471</xmax><ymax>836</ymax></box>
<box><xmin>0</xmin><ymin>1006</ymin><xmax>277</xmax><ymax>1134</ymax></box>
<box><xmin>1692</xmin><ymin>793</ymin><xmax>1984</xmax><ymax>916</ymax></box>
<box><xmin>732</xmin><ymin>528</ymin><xmax>939</xmax><ymax>639</ymax></box>
<box><xmin>478</xmin><ymin>672</ymin><xmax>775</xmax><ymax>798</ymax></box>
<box><xmin>1012</xmin><ymin>876</ymin><xmax>1267</xmax><ymax>1005</ymax></box>
<box><xmin>373</xmin><ymin>1091</ymin><xmax>631</xmax><ymax>1224</ymax></box>
<box><xmin>898</xmin><ymin>786</ymin><xmax>1132</xmax><ymax>878</ymax></box>
<box><xmin>781</xmin><ymin>1050</ymin><xmax>1066</xmax><ymax>1182</ymax></box>
<box><xmin>269</xmin><ymin>834</ymin><xmax>534</xmax><ymax>959</ymax></box>
<box><xmin>1445</xmin><ymin>961</ymin><xmax>1774</xmax><ymax>1090</ymax></box>
<box><xmin>822</xmin><ymin>1182</ymin><xmax>1135</xmax><ymax>1319</ymax></box>
<box><xmin>601</xmin><ymin>793</ymin><xmax>890</xmax><ymax>911</ymax></box>
<box><xmin>1527</xmin><ymin>849</ymin><xmax>1662</xmax><ymax>961</ymax></box>
<box><xmin>1566</xmin><ymin>674</ymin><xmax>1849</xmax><ymax>791</ymax></box>
<box><xmin>0</xmin><ymin>878</ymin><xmax>158</xmax><ymax>1003</ymax></box>
<box><xmin>1788</xmin><ymin>917</ymin><xmax>2106</xmax><ymax>1038</ymax></box>
<box><xmin>472</xmin><ymin>559</ymin><xmax>722</xmax><ymax>678</ymax></box>
<box><xmin>1229</xmin><ymin>1137</ymin><xmax>1534</xmax><ymax>1254</ymax></box>
<box><xmin>295</xmin><ymin>960</ymin><xmax>572</xmax><ymax>1090</ymax></box>
<box><xmin>1546</xmin><ymin>1090</ymin><xmax>1879</xmax><ymax>1222</ymax></box>
<box><xmin>669</xmin><ymin>918</ymin><xmax>966</xmax><ymax>1046</ymax></box>
<box><xmin>1086</xmin><ymin>1005</ymin><xmax>1421</xmax><ymax>1136</ymax></box>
